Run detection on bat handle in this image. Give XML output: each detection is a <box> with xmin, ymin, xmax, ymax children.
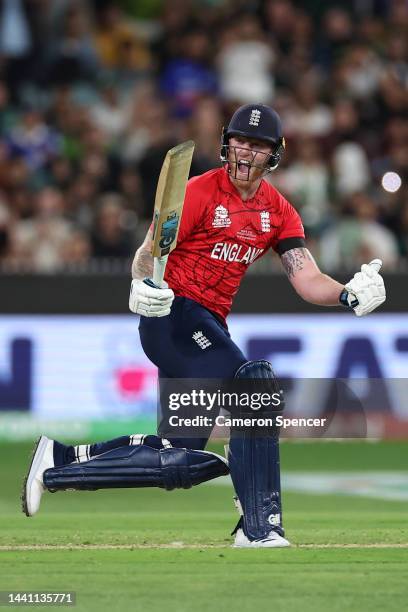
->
<box><xmin>153</xmin><ymin>256</ymin><xmax>168</xmax><ymax>287</ymax></box>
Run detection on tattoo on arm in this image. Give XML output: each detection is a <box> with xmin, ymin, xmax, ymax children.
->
<box><xmin>132</xmin><ymin>228</ymin><xmax>154</xmax><ymax>279</ymax></box>
<box><xmin>281</xmin><ymin>248</ymin><xmax>313</xmax><ymax>279</ymax></box>
<box><xmin>132</xmin><ymin>247</ymin><xmax>153</xmax><ymax>279</ymax></box>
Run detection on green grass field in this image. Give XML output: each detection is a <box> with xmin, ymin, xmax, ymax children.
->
<box><xmin>1</xmin><ymin>440</ymin><xmax>407</xmax><ymax>611</ymax></box>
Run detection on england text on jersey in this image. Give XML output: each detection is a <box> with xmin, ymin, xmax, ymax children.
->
<box><xmin>211</xmin><ymin>243</ymin><xmax>263</xmax><ymax>264</ymax></box>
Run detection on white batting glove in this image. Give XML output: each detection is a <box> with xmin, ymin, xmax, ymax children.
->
<box><xmin>129</xmin><ymin>278</ymin><xmax>174</xmax><ymax>317</ymax></box>
<box><xmin>343</xmin><ymin>259</ymin><xmax>386</xmax><ymax>316</ymax></box>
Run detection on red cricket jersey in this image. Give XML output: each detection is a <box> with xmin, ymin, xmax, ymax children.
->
<box><xmin>164</xmin><ymin>168</ymin><xmax>305</xmax><ymax>322</ymax></box>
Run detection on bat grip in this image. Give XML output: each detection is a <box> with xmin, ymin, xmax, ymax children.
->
<box><xmin>153</xmin><ymin>256</ymin><xmax>168</xmax><ymax>287</ymax></box>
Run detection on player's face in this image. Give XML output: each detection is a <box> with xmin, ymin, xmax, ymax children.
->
<box><xmin>227</xmin><ymin>136</ymin><xmax>272</xmax><ymax>184</ymax></box>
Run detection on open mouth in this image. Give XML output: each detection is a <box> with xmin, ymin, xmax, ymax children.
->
<box><xmin>237</xmin><ymin>159</ymin><xmax>251</xmax><ymax>173</ymax></box>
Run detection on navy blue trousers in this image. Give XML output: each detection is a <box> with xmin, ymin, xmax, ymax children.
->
<box><xmin>139</xmin><ymin>296</ymin><xmax>247</xmax><ymax>449</ymax></box>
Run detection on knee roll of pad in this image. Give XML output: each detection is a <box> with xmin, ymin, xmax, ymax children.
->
<box><xmin>43</xmin><ymin>445</ymin><xmax>229</xmax><ymax>492</ymax></box>
<box><xmin>235</xmin><ymin>360</ymin><xmax>283</xmax><ymax>401</ymax></box>
<box><xmin>234</xmin><ymin>359</ymin><xmax>284</xmax><ymax>433</ymax></box>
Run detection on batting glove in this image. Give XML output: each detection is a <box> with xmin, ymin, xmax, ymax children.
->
<box><xmin>129</xmin><ymin>278</ymin><xmax>174</xmax><ymax>317</ymax></box>
<box><xmin>341</xmin><ymin>259</ymin><xmax>386</xmax><ymax>316</ymax></box>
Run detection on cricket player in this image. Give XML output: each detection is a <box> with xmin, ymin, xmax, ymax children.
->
<box><xmin>22</xmin><ymin>104</ymin><xmax>386</xmax><ymax>547</ymax></box>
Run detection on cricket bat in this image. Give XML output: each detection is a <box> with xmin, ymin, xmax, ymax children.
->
<box><xmin>150</xmin><ymin>140</ymin><xmax>195</xmax><ymax>287</ymax></box>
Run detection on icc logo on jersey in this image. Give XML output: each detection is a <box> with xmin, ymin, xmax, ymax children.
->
<box><xmin>212</xmin><ymin>205</ymin><xmax>231</xmax><ymax>228</ymax></box>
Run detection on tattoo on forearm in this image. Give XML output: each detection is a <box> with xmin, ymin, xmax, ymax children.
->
<box><xmin>281</xmin><ymin>248</ymin><xmax>312</xmax><ymax>278</ymax></box>
<box><xmin>132</xmin><ymin>247</ymin><xmax>153</xmax><ymax>279</ymax></box>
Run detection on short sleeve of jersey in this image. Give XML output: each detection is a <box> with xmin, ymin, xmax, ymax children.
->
<box><xmin>272</xmin><ymin>194</ymin><xmax>305</xmax><ymax>254</ymax></box>
<box><xmin>177</xmin><ymin>175</ymin><xmax>205</xmax><ymax>244</ymax></box>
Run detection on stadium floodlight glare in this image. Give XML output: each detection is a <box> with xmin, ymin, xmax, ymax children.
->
<box><xmin>381</xmin><ymin>171</ymin><xmax>402</xmax><ymax>193</ymax></box>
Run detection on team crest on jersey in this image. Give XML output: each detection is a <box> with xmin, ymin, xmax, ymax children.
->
<box><xmin>249</xmin><ymin>109</ymin><xmax>261</xmax><ymax>126</ymax></box>
<box><xmin>260</xmin><ymin>211</ymin><xmax>270</xmax><ymax>232</ymax></box>
<box><xmin>212</xmin><ymin>205</ymin><xmax>231</xmax><ymax>228</ymax></box>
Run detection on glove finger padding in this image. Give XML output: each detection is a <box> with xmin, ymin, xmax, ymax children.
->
<box><xmin>143</xmin><ymin>301</ymin><xmax>173</xmax><ymax>313</ymax></box>
<box><xmin>361</xmin><ymin>264</ymin><xmax>376</xmax><ymax>279</ymax></box>
<box><xmin>136</xmin><ymin>294</ymin><xmax>174</xmax><ymax>308</ymax></box>
<box><xmin>140</xmin><ymin>282</ymin><xmax>174</xmax><ymax>301</ymax></box>
<box><xmin>353</xmin><ymin>290</ymin><xmax>386</xmax><ymax>316</ymax></box>
<box><xmin>137</xmin><ymin>306</ymin><xmax>171</xmax><ymax>318</ymax></box>
<box><xmin>369</xmin><ymin>285</ymin><xmax>381</xmax><ymax>298</ymax></box>
<box><xmin>354</xmin><ymin>271</ymin><xmax>364</xmax><ymax>285</ymax></box>
<box><xmin>148</xmin><ymin>289</ymin><xmax>174</xmax><ymax>301</ymax></box>
<box><xmin>355</xmin><ymin>296</ymin><xmax>385</xmax><ymax>316</ymax></box>
<box><xmin>129</xmin><ymin>278</ymin><xmax>174</xmax><ymax>316</ymax></box>
<box><xmin>355</xmin><ymin>288</ymin><xmax>368</xmax><ymax>306</ymax></box>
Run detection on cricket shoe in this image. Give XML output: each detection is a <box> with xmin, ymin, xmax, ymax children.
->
<box><xmin>22</xmin><ymin>435</ymin><xmax>54</xmax><ymax>517</ymax></box>
<box><xmin>233</xmin><ymin>528</ymin><xmax>291</xmax><ymax>548</ymax></box>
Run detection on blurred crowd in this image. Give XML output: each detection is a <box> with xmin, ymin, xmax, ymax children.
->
<box><xmin>0</xmin><ymin>0</ymin><xmax>406</xmax><ymax>273</ymax></box>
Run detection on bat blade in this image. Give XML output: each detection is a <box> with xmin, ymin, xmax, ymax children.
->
<box><xmin>151</xmin><ymin>140</ymin><xmax>195</xmax><ymax>259</ymax></box>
